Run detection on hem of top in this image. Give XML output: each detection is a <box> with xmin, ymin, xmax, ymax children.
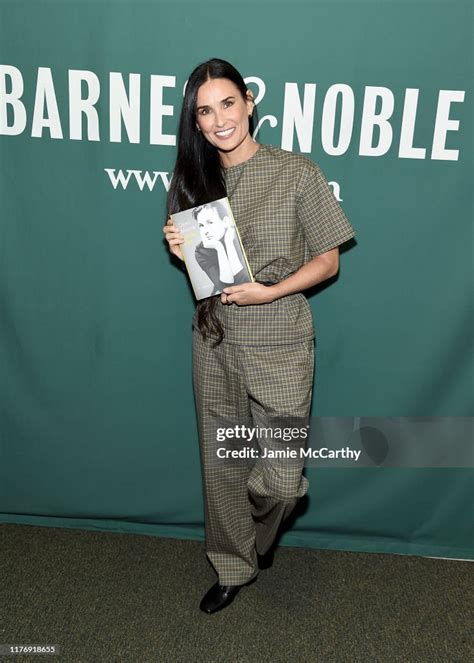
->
<box><xmin>191</xmin><ymin>329</ymin><xmax>315</xmax><ymax>347</ymax></box>
<box><xmin>311</xmin><ymin>231</ymin><xmax>356</xmax><ymax>256</ymax></box>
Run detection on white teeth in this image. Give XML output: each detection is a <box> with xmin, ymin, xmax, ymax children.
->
<box><xmin>216</xmin><ymin>128</ymin><xmax>235</xmax><ymax>136</ymax></box>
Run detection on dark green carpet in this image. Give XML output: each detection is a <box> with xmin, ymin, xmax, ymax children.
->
<box><xmin>0</xmin><ymin>524</ymin><xmax>471</xmax><ymax>662</ymax></box>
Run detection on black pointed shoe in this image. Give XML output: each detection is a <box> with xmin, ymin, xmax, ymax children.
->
<box><xmin>199</xmin><ymin>576</ymin><xmax>257</xmax><ymax>614</ymax></box>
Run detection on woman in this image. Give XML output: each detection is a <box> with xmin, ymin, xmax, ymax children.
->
<box><xmin>163</xmin><ymin>58</ymin><xmax>355</xmax><ymax>614</ymax></box>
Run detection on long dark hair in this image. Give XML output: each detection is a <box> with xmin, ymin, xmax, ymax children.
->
<box><xmin>166</xmin><ymin>58</ymin><xmax>256</xmax><ymax>346</ymax></box>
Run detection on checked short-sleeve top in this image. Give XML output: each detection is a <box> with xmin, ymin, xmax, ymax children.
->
<box><xmin>192</xmin><ymin>143</ymin><xmax>355</xmax><ymax>345</ymax></box>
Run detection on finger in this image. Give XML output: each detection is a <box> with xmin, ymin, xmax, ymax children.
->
<box><xmin>164</xmin><ymin>230</ymin><xmax>183</xmax><ymax>240</ymax></box>
<box><xmin>223</xmin><ymin>286</ymin><xmax>247</xmax><ymax>295</ymax></box>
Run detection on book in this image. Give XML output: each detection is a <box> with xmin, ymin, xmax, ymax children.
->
<box><xmin>171</xmin><ymin>197</ymin><xmax>254</xmax><ymax>300</ymax></box>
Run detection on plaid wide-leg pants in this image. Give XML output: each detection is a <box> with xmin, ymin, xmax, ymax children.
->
<box><xmin>192</xmin><ymin>327</ymin><xmax>314</xmax><ymax>585</ymax></box>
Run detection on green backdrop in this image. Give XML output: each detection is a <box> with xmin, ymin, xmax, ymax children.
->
<box><xmin>0</xmin><ymin>0</ymin><xmax>472</xmax><ymax>560</ymax></box>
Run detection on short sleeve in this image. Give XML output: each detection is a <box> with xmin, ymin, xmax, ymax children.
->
<box><xmin>296</xmin><ymin>159</ymin><xmax>355</xmax><ymax>257</ymax></box>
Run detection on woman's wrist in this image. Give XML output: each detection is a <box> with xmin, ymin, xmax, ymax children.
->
<box><xmin>267</xmin><ymin>283</ymin><xmax>284</xmax><ymax>302</ymax></box>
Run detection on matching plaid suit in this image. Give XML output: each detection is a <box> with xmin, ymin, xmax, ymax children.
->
<box><xmin>191</xmin><ymin>144</ymin><xmax>355</xmax><ymax>584</ymax></box>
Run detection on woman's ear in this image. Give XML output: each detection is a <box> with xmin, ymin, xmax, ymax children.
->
<box><xmin>246</xmin><ymin>90</ymin><xmax>255</xmax><ymax>116</ymax></box>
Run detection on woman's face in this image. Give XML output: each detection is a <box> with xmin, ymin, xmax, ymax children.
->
<box><xmin>195</xmin><ymin>78</ymin><xmax>255</xmax><ymax>166</ymax></box>
<box><xmin>197</xmin><ymin>207</ymin><xmax>228</xmax><ymax>242</ymax></box>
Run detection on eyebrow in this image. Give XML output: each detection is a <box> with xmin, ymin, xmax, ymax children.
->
<box><xmin>196</xmin><ymin>96</ymin><xmax>235</xmax><ymax>111</ymax></box>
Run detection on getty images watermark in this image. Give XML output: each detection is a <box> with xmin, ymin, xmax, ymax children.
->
<box><xmin>204</xmin><ymin>417</ymin><xmax>473</xmax><ymax>468</ymax></box>
<box><xmin>215</xmin><ymin>424</ymin><xmax>361</xmax><ymax>462</ymax></box>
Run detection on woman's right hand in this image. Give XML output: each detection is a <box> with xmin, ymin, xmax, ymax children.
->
<box><xmin>163</xmin><ymin>217</ymin><xmax>184</xmax><ymax>261</ymax></box>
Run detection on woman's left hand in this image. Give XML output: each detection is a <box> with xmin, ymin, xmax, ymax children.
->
<box><xmin>221</xmin><ymin>282</ymin><xmax>276</xmax><ymax>306</ymax></box>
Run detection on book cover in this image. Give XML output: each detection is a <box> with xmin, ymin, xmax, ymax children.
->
<box><xmin>171</xmin><ymin>197</ymin><xmax>254</xmax><ymax>300</ymax></box>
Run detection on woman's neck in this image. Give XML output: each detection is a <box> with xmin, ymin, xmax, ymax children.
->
<box><xmin>219</xmin><ymin>136</ymin><xmax>260</xmax><ymax>169</ymax></box>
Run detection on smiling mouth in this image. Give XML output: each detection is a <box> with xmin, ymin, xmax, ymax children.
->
<box><xmin>215</xmin><ymin>127</ymin><xmax>235</xmax><ymax>138</ymax></box>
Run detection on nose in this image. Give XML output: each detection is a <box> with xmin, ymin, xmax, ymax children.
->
<box><xmin>214</xmin><ymin>108</ymin><xmax>225</xmax><ymax>127</ymax></box>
